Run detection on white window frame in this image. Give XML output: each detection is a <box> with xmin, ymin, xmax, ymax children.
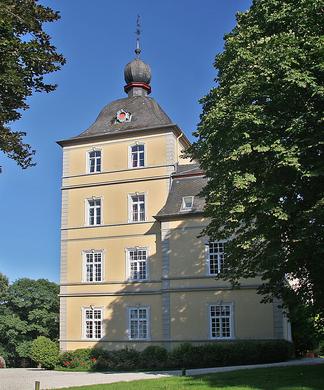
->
<box><xmin>181</xmin><ymin>196</ymin><xmax>194</xmax><ymax>211</ymax></box>
<box><xmin>209</xmin><ymin>303</ymin><xmax>234</xmax><ymax>340</ymax></box>
<box><xmin>82</xmin><ymin>250</ymin><xmax>105</xmax><ymax>283</ymax></box>
<box><xmin>128</xmin><ymin>193</ymin><xmax>147</xmax><ymax>223</ymax></box>
<box><xmin>205</xmin><ymin>241</ymin><xmax>226</xmax><ymax>275</ymax></box>
<box><xmin>128</xmin><ymin>142</ymin><xmax>146</xmax><ymax>169</ymax></box>
<box><xmin>127</xmin><ymin>306</ymin><xmax>150</xmax><ymax>340</ymax></box>
<box><xmin>87</xmin><ymin>148</ymin><xmax>102</xmax><ymax>174</ymax></box>
<box><xmin>125</xmin><ymin>247</ymin><xmax>149</xmax><ymax>281</ymax></box>
<box><xmin>82</xmin><ymin>306</ymin><xmax>104</xmax><ymax>340</ymax></box>
<box><xmin>85</xmin><ymin>197</ymin><xmax>103</xmax><ymax>226</ymax></box>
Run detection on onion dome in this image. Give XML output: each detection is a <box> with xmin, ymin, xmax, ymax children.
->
<box><xmin>124</xmin><ymin>59</ymin><xmax>151</xmax><ymax>84</ymax></box>
<box><xmin>124</xmin><ymin>58</ymin><xmax>151</xmax><ymax>96</ymax></box>
<box><xmin>124</xmin><ymin>29</ymin><xmax>152</xmax><ymax>97</ymax></box>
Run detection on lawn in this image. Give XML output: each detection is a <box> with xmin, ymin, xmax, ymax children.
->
<box><xmin>54</xmin><ymin>364</ymin><xmax>324</xmax><ymax>389</ymax></box>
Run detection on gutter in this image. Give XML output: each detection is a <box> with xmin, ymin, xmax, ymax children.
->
<box><xmin>57</xmin><ymin>124</ymin><xmax>191</xmax><ymax>148</ymax></box>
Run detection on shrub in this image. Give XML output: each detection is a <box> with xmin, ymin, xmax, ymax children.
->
<box><xmin>319</xmin><ymin>340</ymin><xmax>324</xmax><ymax>355</ymax></box>
<box><xmin>30</xmin><ymin>336</ymin><xmax>59</xmax><ymax>370</ymax></box>
<box><xmin>140</xmin><ymin>346</ymin><xmax>168</xmax><ymax>369</ymax></box>
<box><xmin>58</xmin><ymin>340</ymin><xmax>294</xmax><ymax>371</ymax></box>
<box><xmin>0</xmin><ymin>356</ymin><xmax>6</xmax><ymax>368</ymax></box>
<box><xmin>60</xmin><ymin>348</ymin><xmax>94</xmax><ymax>369</ymax></box>
<box><xmin>110</xmin><ymin>348</ymin><xmax>140</xmax><ymax>370</ymax></box>
<box><xmin>168</xmin><ymin>343</ymin><xmax>200</xmax><ymax>369</ymax></box>
<box><xmin>92</xmin><ymin>348</ymin><xmax>140</xmax><ymax>371</ymax></box>
<box><xmin>93</xmin><ymin>355</ymin><xmax>111</xmax><ymax>371</ymax></box>
<box><xmin>168</xmin><ymin>340</ymin><xmax>294</xmax><ymax>369</ymax></box>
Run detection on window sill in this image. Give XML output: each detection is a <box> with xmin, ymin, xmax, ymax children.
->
<box><xmin>210</xmin><ymin>336</ymin><xmax>234</xmax><ymax>340</ymax></box>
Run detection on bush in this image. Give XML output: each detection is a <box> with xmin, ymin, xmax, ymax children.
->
<box><xmin>59</xmin><ymin>340</ymin><xmax>294</xmax><ymax>371</ymax></box>
<box><xmin>168</xmin><ymin>343</ymin><xmax>200</xmax><ymax>368</ymax></box>
<box><xmin>60</xmin><ymin>348</ymin><xmax>94</xmax><ymax>369</ymax></box>
<box><xmin>30</xmin><ymin>336</ymin><xmax>59</xmax><ymax>370</ymax></box>
<box><xmin>0</xmin><ymin>356</ymin><xmax>6</xmax><ymax>368</ymax></box>
<box><xmin>140</xmin><ymin>346</ymin><xmax>168</xmax><ymax>369</ymax></box>
<box><xmin>168</xmin><ymin>340</ymin><xmax>293</xmax><ymax>369</ymax></box>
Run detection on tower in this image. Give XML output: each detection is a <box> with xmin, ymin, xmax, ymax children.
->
<box><xmin>57</xmin><ymin>43</ymin><xmax>291</xmax><ymax>352</ymax></box>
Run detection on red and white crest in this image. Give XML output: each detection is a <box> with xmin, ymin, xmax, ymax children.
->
<box><xmin>115</xmin><ymin>109</ymin><xmax>132</xmax><ymax>123</ymax></box>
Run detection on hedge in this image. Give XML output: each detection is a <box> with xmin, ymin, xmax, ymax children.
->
<box><xmin>58</xmin><ymin>340</ymin><xmax>294</xmax><ymax>371</ymax></box>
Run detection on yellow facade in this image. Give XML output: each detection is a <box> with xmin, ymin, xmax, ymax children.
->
<box><xmin>59</xmin><ymin>63</ymin><xmax>290</xmax><ymax>351</ymax></box>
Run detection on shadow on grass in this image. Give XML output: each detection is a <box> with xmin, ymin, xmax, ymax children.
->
<box><xmin>186</xmin><ymin>365</ymin><xmax>324</xmax><ymax>390</ymax></box>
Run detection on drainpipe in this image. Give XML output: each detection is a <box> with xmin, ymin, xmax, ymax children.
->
<box><xmin>176</xmin><ymin>133</ymin><xmax>183</xmax><ymax>165</ymax></box>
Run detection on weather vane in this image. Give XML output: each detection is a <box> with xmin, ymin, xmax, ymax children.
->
<box><xmin>135</xmin><ymin>15</ymin><xmax>141</xmax><ymax>57</ymax></box>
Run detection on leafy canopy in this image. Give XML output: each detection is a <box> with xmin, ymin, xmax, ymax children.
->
<box><xmin>0</xmin><ymin>276</ymin><xmax>59</xmax><ymax>366</ymax></box>
<box><xmin>189</xmin><ymin>0</ymin><xmax>324</xmax><ymax>324</ymax></box>
<box><xmin>0</xmin><ymin>0</ymin><xmax>65</xmax><ymax>168</ymax></box>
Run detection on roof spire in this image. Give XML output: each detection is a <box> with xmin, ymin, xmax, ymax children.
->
<box><xmin>135</xmin><ymin>15</ymin><xmax>141</xmax><ymax>57</ymax></box>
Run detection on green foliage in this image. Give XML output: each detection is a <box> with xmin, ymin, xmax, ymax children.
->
<box><xmin>0</xmin><ymin>275</ymin><xmax>59</xmax><ymax>366</ymax></box>
<box><xmin>168</xmin><ymin>343</ymin><xmax>200</xmax><ymax>368</ymax></box>
<box><xmin>16</xmin><ymin>340</ymin><xmax>33</xmax><ymax>359</ymax></box>
<box><xmin>168</xmin><ymin>340</ymin><xmax>293</xmax><ymax>369</ymax></box>
<box><xmin>6</xmin><ymin>278</ymin><xmax>59</xmax><ymax>340</ymax></box>
<box><xmin>30</xmin><ymin>336</ymin><xmax>59</xmax><ymax>369</ymax></box>
<box><xmin>189</xmin><ymin>0</ymin><xmax>324</xmax><ymax>332</ymax></box>
<box><xmin>0</xmin><ymin>273</ymin><xmax>9</xmax><ymax>301</ymax></box>
<box><xmin>91</xmin><ymin>348</ymin><xmax>140</xmax><ymax>371</ymax></box>
<box><xmin>289</xmin><ymin>302</ymin><xmax>319</xmax><ymax>355</ymax></box>
<box><xmin>140</xmin><ymin>345</ymin><xmax>168</xmax><ymax>369</ymax></box>
<box><xmin>59</xmin><ymin>341</ymin><xmax>293</xmax><ymax>371</ymax></box>
<box><xmin>0</xmin><ymin>0</ymin><xmax>65</xmax><ymax>168</ymax></box>
<box><xmin>60</xmin><ymin>349</ymin><xmax>94</xmax><ymax>370</ymax></box>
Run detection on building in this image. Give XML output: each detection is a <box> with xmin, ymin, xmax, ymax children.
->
<box><xmin>57</xmin><ymin>47</ymin><xmax>291</xmax><ymax>352</ymax></box>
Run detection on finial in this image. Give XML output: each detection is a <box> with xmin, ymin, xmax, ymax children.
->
<box><xmin>135</xmin><ymin>15</ymin><xmax>141</xmax><ymax>57</ymax></box>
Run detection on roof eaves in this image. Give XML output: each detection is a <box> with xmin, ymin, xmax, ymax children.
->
<box><xmin>154</xmin><ymin>210</ymin><xmax>205</xmax><ymax>221</ymax></box>
<box><xmin>57</xmin><ymin>123</ymin><xmax>191</xmax><ymax>148</ymax></box>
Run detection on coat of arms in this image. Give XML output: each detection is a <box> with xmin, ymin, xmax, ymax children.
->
<box><xmin>115</xmin><ymin>109</ymin><xmax>132</xmax><ymax>123</ymax></box>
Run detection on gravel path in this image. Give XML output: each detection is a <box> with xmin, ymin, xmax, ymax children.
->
<box><xmin>0</xmin><ymin>358</ymin><xmax>323</xmax><ymax>390</ymax></box>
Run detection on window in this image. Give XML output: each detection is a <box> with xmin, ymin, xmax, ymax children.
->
<box><xmin>181</xmin><ymin>196</ymin><xmax>194</xmax><ymax>211</ymax></box>
<box><xmin>128</xmin><ymin>307</ymin><xmax>149</xmax><ymax>340</ymax></box>
<box><xmin>210</xmin><ymin>304</ymin><xmax>232</xmax><ymax>339</ymax></box>
<box><xmin>88</xmin><ymin>150</ymin><xmax>101</xmax><ymax>173</ymax></box>
<box><xmin>127</xmin><ymin>248</ymin><xmax>148</xmax><ymax>281</ymax></box>
<box><xmin>84</xmin><ymin>251</ymin><xmax>103</xmax><ymax>282</ymax></box>
<box><xmin>84</xmin><ymin>308</ymin><xmax>102</xmax><ymax>339</ymax></box>
<box><xmin>129</xmin><ymin>194</ymin><xmax>145</xmax><ymax>222</ymax></box>
<box><xmin>87</xmin><ymin>198</ymin><xmax>101</xmax><ymax>225</ymax></box>
<box><xmin>130</xmin><ymin>144</ymin><xmax>145</xmax><ymax>168</ymax></box>
<box><xmin>207</xmin><ymin>241</ymin><xmax>225</xmax><ymax>274</ymax></box>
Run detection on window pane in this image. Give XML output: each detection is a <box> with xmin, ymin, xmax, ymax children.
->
<box><xmin>139</xmin><ymin>203</ymin><xmax>145</xmax><ymax>221</ymax></box>
<box><xmin>129</xmin><ymin>250</ymin><xmax>147</xmax><ymax>280</ymax></box>
<box><xmin>208</xmin><ymin>242</ymin><xmax>225</xmax><ymax>274</ymax></box>
<box><xmin>85</xmin><ymin>309</ymin><xmax>102</xmax><ymax>339</ymax></box>
<box><xmin>210</xmin><ymin>305</ymin><xmax>231</xmax><ymax>339</ymax></box>
<box><xmin>129</xmin><ymin>308</ymin><xmax>148</xmax><ymax>339</ymax></box>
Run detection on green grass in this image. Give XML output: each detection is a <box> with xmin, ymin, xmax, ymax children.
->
<box><xmin>54</xmin><ymin>364</ymin><xmax>324</xmax><ymax>389</ymax></box>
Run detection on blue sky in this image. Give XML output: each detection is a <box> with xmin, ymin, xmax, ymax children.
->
<box><xmin>0</xmin><ymin>0</ymin><xmax>251</xmax><ymax>283</ymax></box>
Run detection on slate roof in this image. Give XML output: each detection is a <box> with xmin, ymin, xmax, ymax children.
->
<box><xmin>155</xmin><ymin>164</ymin><xmax>207</xmax><ymax>220</ymax></box>
<box><xmin>74</xmin><ymin>96</ymin><xmax>173</xmax><ymax>139</ymax></box>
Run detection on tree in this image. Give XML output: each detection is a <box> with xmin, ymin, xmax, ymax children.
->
<box><xmin>0</xmin><ymin>0</ymin><xmax>65</xmax><ymax>168</ymax></box>
<box><xmin>0</xmin><ymin>276</ymin><xmax>59</xmax><ymax>366</ymax></box>
<box><xmin>6</xmin><ymin>278</ymin><xmax>59</xmax><ymax>340</ymax></box>
<box><xmin>0</xmin><ymin>272</ymin><xmax>9</xmax><ymax>301</ymax></box>
<box><xmin>189</xmin><ymin>0</ymin><xmax>323</xmax><ymax>328</ymax></box>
